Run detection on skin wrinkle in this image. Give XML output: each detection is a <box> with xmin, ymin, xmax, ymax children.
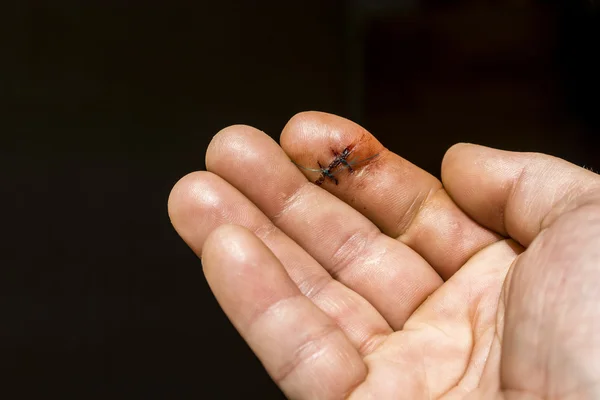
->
<box><xmin>435</xmin><ymin>332</ymin><xmax>473</xmax><ymax>400</ymax></box>
<box><xmin>539</xmin><ymin>184</ymin><xmax>597</xmax><ymax>233</ymax></box>
<box><xmin>472</xmin><ymin>325</ymin><xmax>498</xmax><ymax>382</ymax></box>
<box><xmin>241</xmin><ymin>290</ymin><xmax>366</xmax><ymax>396</ymax></box>
<box><xmin>504</xmin><ymin>164</ymin><xmax>527</xmax><ymax>241</ymax></box>
<box><xmin>492</xmin><ymin>258</ymin><xmax>516</xmax><ymax>395</ymax></box>
<box><xmin>249</xmin><ymin>187</ymin><xmax>335</xmax><ymax>290</ymax></box>
<box><xmin>253</xmin><ymin>220</ymin><xmax>279</xmax><ymax>244</ymax></box>
<box><xmin>271</xmin><ymin>180</ymin><xmax>313</xmax><ymax>223</ymax></box>
<box><xmin>342</xmin><ymin>362</ymin><xmax>372</xmax><ymax>400</ymax></box>
<box><xmin>542</xmin><ymin>228</ymin><xmax>582</xmax><ymax>399</ymax></box>
<box><xmin>491</xmin><ymin>326</ymin><xmax>504</xmax><ymax>390</ymax></box>
<box><xmin>245</xmin><ymin>295</ymin><xmax>306</xmax><ymax>336</ymax></box>
<box><xmin>237</xmin><ymin>211</ymin><xmax>348</xmax><ymax>308</ymax></box>
<box><xmin>295</xmin><ymin>271</ymin><xmax>334</xmax><ymax>300</ymax></box>
<box><xmin>268</xmin><ymin>179</ymin><xmax>390</xmax><ymax>296</ymax></box>
<box><xmin>405</xmin><ymin>321</ymin><xmax>455</xmax><ymax>342</ymax></box>
<box><xmin>538</xmin><ymin>238</ymin><xmax>555</xmax><ymax>398</ymax></box>
<box><xmin>420</xmin><ymin>345</ymin><xmax>433</xmax><ymax>400</ymax></box>
<box><xmin>343</xmin><ymin>149</ymin><xmax>388</xmax><ymax>191</ymax></box>
<box><xmin>313</xmin><ymin>286</ymin><xmax>389</xmax><ymax>355</ymax></box>
<box><xmin>328</xmin><ymin>229</ymin><xmax>375</xmax><ymax>280</ymax></box>
<box><xmin>350</xmin><ymin>149</ymin><xmax>387</xmax><ymax>183</ymax></box>
<box><xmin>505</xmin><ymin>156</ymin><xmax>573</xmax><ymax>244</ymax></box>
<box><xmin>503</xmin><ymin>239</ymin><xmax>550</xmax><ymax>395</ymax></box>
<box><xmin>418</xmin><ymin>319</ymin><xmax>473</xmax><ymax>399</ymax></box>
<box><xmin>273</xmin><ymin>323</ymin><xmax>341</xmax><ymax>384</ymax></box>
<box><xmin>395</xmin><ymin>185</ymin><xmax>433</xmax><ymax>239</ymax></box>
<box><xmin>425</xmin><ymin>362</ymin><xmax>433</xmax><ymax>400</ymax></box>
<box><xmin>458</xmin><ymin>311</ymin><xmax>496</xmax><ymax>391</ymax></box>
<box><xmin>356</xmin><ymin>332</ymin><xmax>388</xmax><ymax>358</ymax></box>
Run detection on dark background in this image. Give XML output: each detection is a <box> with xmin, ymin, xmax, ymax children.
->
<box><xmin>1</xmin><ymin>1</ymin><xmax>598</xmax><ymax>398</ymax></box>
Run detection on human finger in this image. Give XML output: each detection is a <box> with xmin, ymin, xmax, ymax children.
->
<box><xmin>441</xmin><ymin>143</ymin><xmax>600</xmax><ymax>246</ymax></box>
<box><xmin>280</xmin><ymin>112</ymin><xmax>500</xmax><ymax>279</ymax></box>
<box><xmin>202</xmin><ymin>224</ymin><xmax>367</xmax><ymax>399</ymax></box>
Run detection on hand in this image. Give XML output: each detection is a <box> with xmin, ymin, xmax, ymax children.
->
<box><xmin>168</xmin><ymin>112</ymin><xmax>600</xmax><ymax>399</ymax></box>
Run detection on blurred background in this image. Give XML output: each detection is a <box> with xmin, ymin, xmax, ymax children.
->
<box><xmin>1</xmin><ymin>0</ymin><xmax>598</xmax><ymax>398</ymax></box>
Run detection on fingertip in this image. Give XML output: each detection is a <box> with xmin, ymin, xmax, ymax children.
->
<box><xmin>441</xmin><ymin>142</ymin><xmax>482</xmax><ymax>182</ymax></box>
<box><xmin>167</xmin><ymin>171</ymin><xmax>234</xmax><ymax>254</ymax></box>
<box><xmin>280</xmin><ymin>111</ymin><xmax>326</xmax><ymax>151</ymax></box>
<box><xmin>206</xmin><ymin>124</ymin><xmax>268</xmax><ymax>171</ymax></box>
<box><xmin>202</xmin><ymin>223</ymin><xmax>256</xmax><ymax>263</ymax></box>
<box><xmin>280</xmin><ymin>111</ymin><xmax>384</xmax><ymax>183</ymax></box>
<box><xmin>210</xmin><ymin>124</ymin><xmax>261</xmax><ymax>146</ymax></box>
<box><xmin>168</xmin><ymin>171</ymin><xmax>214</xmax><ymax>226</ymax></box>
<box><xmin>280</xmin><ymin>111</ymin><xmax>368</xmax><ymax>148</ymax></box>
<box><xmin>442</xmin><ymin>142</ymin><xmax>474</xmax><ymax>162</ymax></box>
<box><xmin>201</xmin><ymin>223</ymin><xmax>269</xmax><ymax>294</ymax></box>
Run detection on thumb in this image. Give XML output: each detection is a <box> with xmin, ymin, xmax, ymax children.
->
<box><xmin>441</xmin><ymin>143</ymin><xmax>600</xmax><ymax>246</ymax></box>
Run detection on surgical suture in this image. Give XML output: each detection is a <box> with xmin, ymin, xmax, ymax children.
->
<box><xmin>292</xmin><ymin>146</ymin><xmax>380</xmax><ymax>186</ymax></box>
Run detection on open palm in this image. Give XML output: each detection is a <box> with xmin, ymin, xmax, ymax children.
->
<box><xmin>168</xmin><ymin>112</ymin><xmax>600</xmax><ymax>399</ymax></box>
